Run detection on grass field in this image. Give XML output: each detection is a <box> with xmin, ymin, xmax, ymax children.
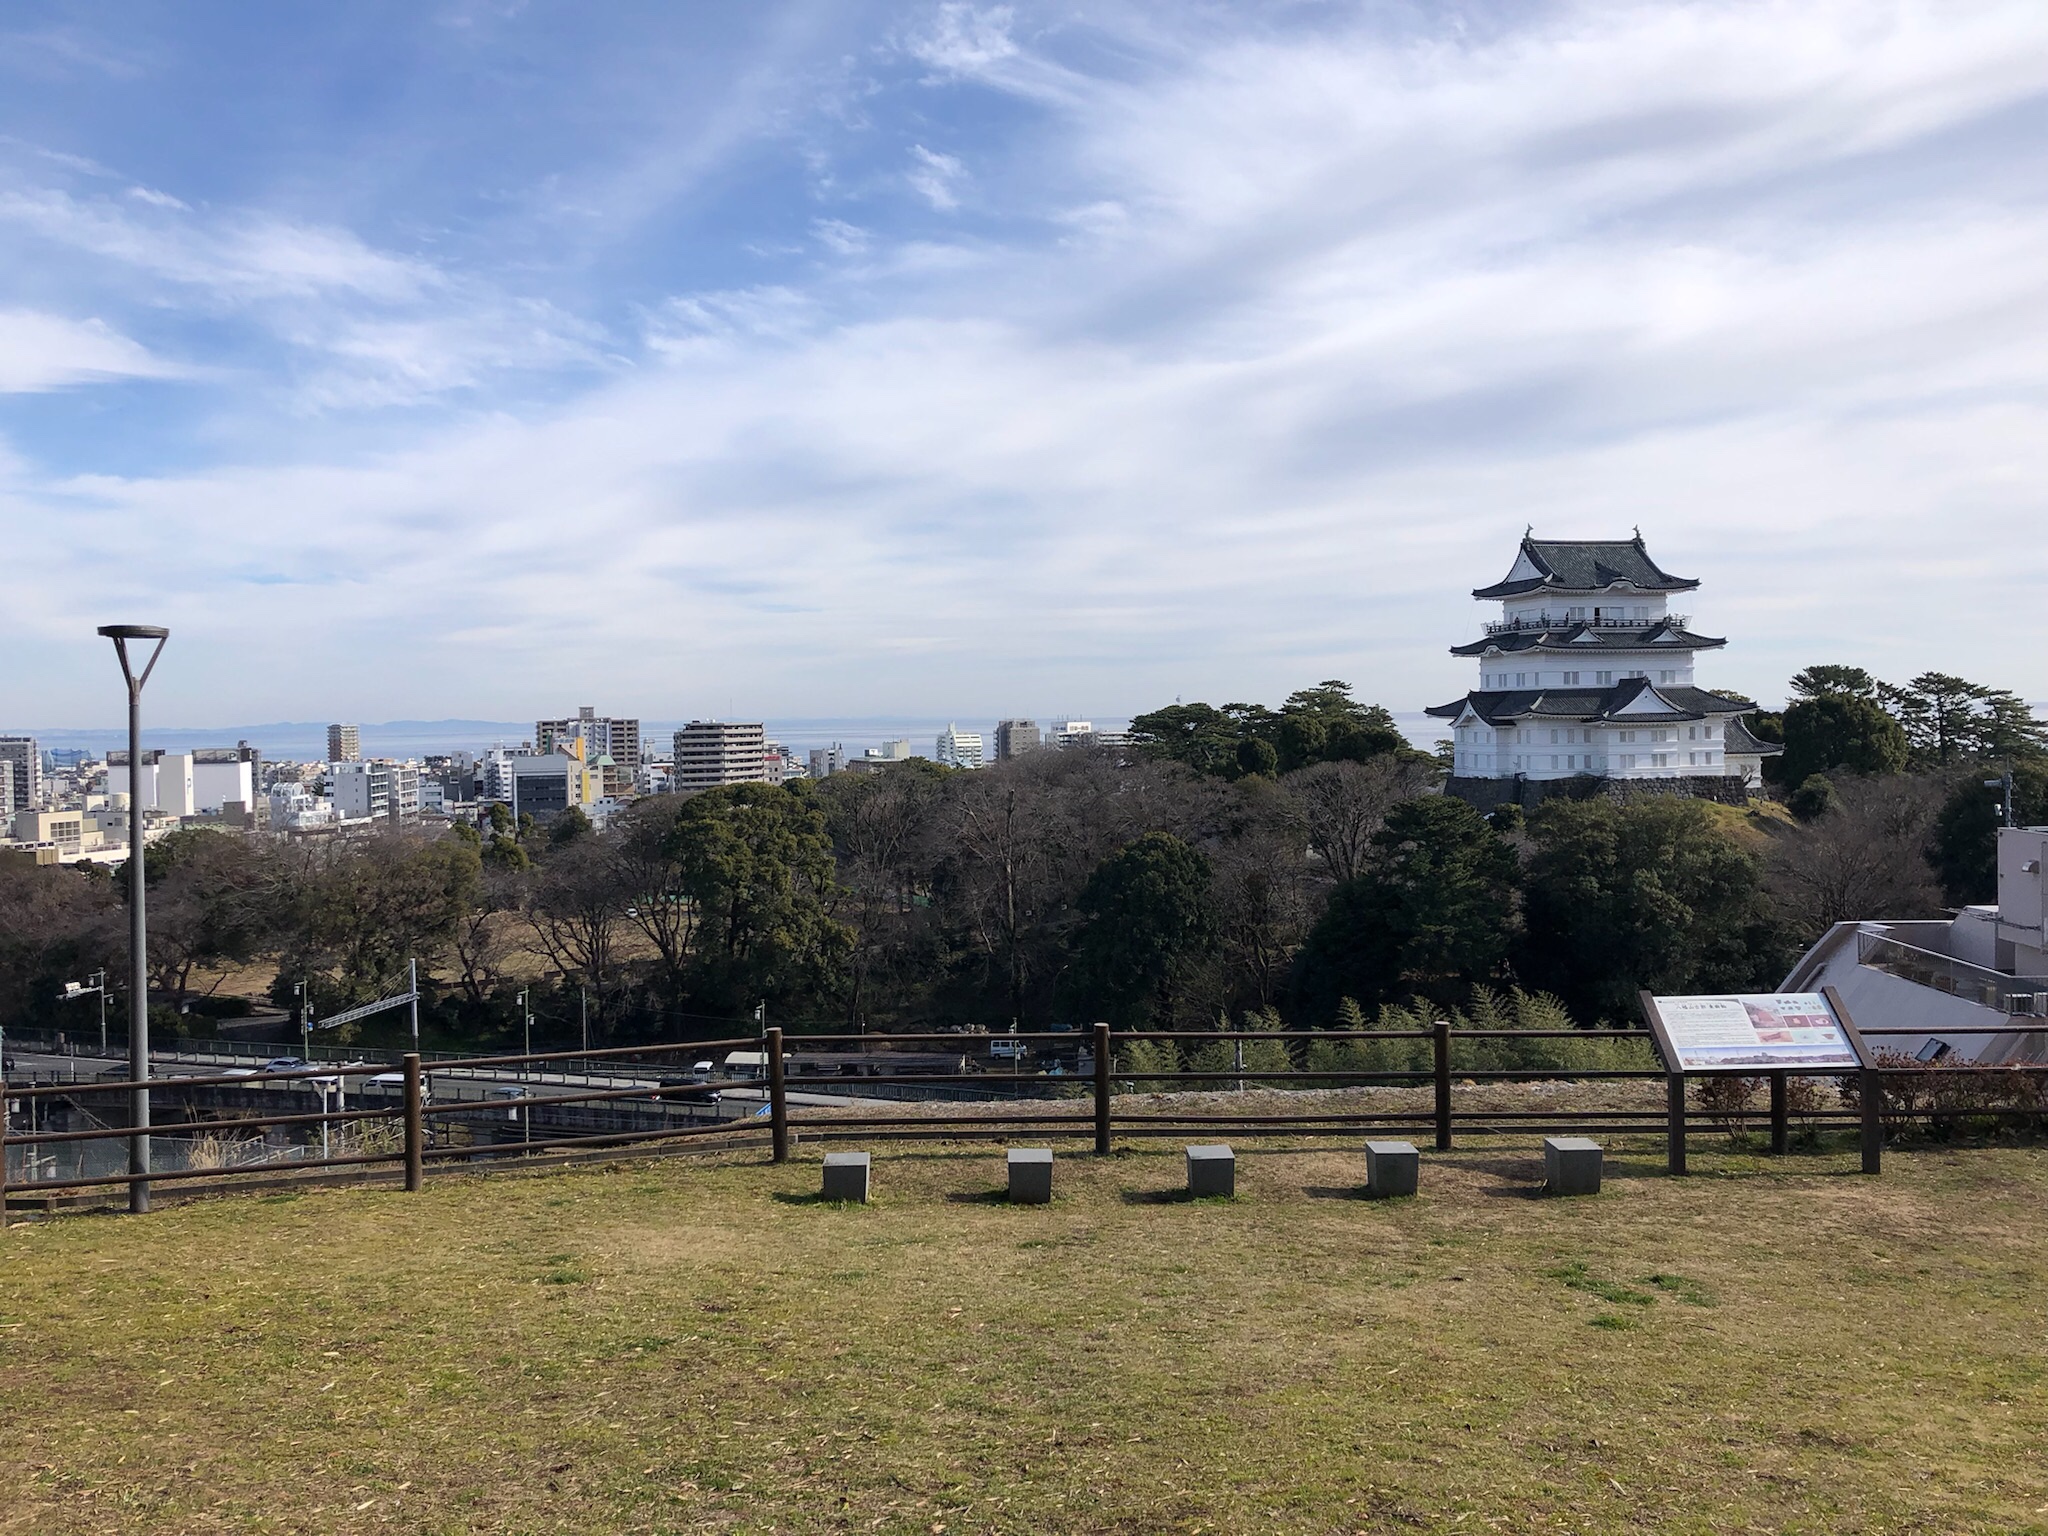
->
<box><xmin>5</xmin><ymin>1134</ymin><xmax>2048</xmax><ymax>1535</ymax></box>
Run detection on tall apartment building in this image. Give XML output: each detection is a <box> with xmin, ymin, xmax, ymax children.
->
<box><xmin>0</xmin><ymin>760</ymin><xmax>13</xmax><ymax>816</ymax></box>
<box><xmin>673</xmin><ymin>722</ymin><xmax>769</xmax><ymax>793</ymax></box>
<box><xmin>936</xmin><ymin>724</ymin><xmax>985</xmax><ymax>769</ymax></box>
<box><xmin>994</xmin><ymin>720</ymin><xmax>1041</xmax><ymax>761</ymax></box>
<box><xmin>327</xmin><ymin>723</ymin><xmax>361</xmax><ymax>762</ymax></box>
<box><xmin>537</xmin><ymin>706</ymin><xmax>641</xmax><ymax>796</ymax></box>
<box><xmin>0</xmin><ymin>736</ymin><xmax>41</xmax><ymax>813</ymax></box>
<box><xmin>808</xmin><ymin>744</ymin><xmax>846</xmax><ymax>779</ymax></box>
<box><xmin>330</xmin><ymin>759</ymin><xmax>422</xmax><ymax>823</ymax></box>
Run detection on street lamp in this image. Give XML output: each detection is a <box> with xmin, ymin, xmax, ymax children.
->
<box><xmin>517</xmin><ymin>987</ymin><xmax>532</xmax><ymax>1058</ymax></box>
<box><xmin>59</xmin><ymin>971</ymin><xmax>109</xmax><ymax>1054</ymax></box>
<box><xmin>99</xmin><ymin>622</ymin><xmax>168</xmax><ymax>1216</ymax></box>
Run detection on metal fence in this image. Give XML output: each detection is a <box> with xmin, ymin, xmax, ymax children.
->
<box><xmin>7</xmin><ymin>1021</ymin><xmax>2048</xmax><ymax>1212</ymax></box>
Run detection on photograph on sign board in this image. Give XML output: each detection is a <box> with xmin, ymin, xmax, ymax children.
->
<box><xmin>1650</xmin><ymin>993</ymin><xmax>1863</xmax><ymax>1072</ymax></box>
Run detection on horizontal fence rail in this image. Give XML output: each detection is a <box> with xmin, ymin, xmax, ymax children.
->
<box><xmin>7</xmin><ymin>1021</ymin><xmax>2048</xmax><ymax>1212</ymax></box>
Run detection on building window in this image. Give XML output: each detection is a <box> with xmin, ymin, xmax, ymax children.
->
<box><xmin>1659</xmin><ymin>670</ymin><xmax>1675</xmax><ymax>683</ymax></box>
<box><xmin>1652</xmin><ymin>753</ymin><xmax>1669</xmax><ymax>767</ymax></box>
<box><xmin>1621</xmin><ymin>754</ymin><xmax>1635</xmax><ymax>770</ymax></box>
<box><xmin>1619</xmin><ymin>730</ymin><xmax>1635</xmax><ymax>743</ymax></box>
<box><xmin>1597</xmin><ymin>670</ymin><xmax>1614</xmax><ymax>685</ymax></box>
<box><xmin>1567</xmin><ymin>755</ymin><xmax>1576</xmax><ymax>770</ymax></box>
<box><xmin>1705</xmin><ymin>724</ymin><xmax>1716</xmax><ymax>739</ymax></box>
<box><xmin>1562</xmin><ymin>670</ymin><xmax>1580</xmax><ymax>685</ymax></box>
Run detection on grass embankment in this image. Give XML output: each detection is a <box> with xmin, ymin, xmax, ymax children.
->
<box><xmin>5</xmin><ymin>1138</ymin><xmax>2048</xmax><ymax>1535</ymax></box>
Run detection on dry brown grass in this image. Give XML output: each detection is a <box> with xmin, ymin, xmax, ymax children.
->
<box><xmin>4</xmin><ymin>1135</ymin><xmax>2047</xmax><ymax>1535</ymax></box>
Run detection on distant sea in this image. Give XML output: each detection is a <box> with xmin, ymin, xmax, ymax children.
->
<box><xmin>9</xmin><ymin>712</ymin><xmax>1447</xmax><ymax>762</ymax></box>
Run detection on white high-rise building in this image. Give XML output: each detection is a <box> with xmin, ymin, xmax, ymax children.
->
<box><xmin>331</xmin><ymin>759</ymin><xmax>422</xmax><ymax>823</ymax></box>
<box><xmin>673</xmin><ymin>722</ymin><xmax>770</xmax><ymax>793</ymax></box>
<box><xmin>327</xmin><ymin>724</ymin><xmax>361</xmax><ymax>762</ymax></box>
<box><xmin>1428</xmin><ymin>533</ymin><xmax>1782</xmax><ymax>787</ymax></box>
<box><xmin>0</xmin><ymin>737</ymin><xmax>41</xmax><ymax>813</ymax></box>
<box><xmin>936</xmin><ymin>724</ymin><xmax>984</xmax><ymax>768</ymax></box>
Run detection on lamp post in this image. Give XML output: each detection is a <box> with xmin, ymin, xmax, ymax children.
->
<box><xmin>517</xmin><ymin>987</ymin><xmax>532</xmax><ymax>1059</ymax></box>
<box><xmin>98</xmin><ymin>622</ymin><xmax>169</xmax><ymax>1215</ymax></box>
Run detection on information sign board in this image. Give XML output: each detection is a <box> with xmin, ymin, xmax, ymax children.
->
<box><xmin>1643</xmin><ymin>991</ymin><xmax>1866</xmax><ymax>1074</ymax></box>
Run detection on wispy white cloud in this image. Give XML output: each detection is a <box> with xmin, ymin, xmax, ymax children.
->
<box><xmin>906</xmin><ymin>144</ymin><xmax>967</xmax><ymax>211</ymax></box>
<box><xmin>4</xmin><ymin>0</ymin><xmax>2047</xmax><ymax>725</ymax></box>
<box><xmin>0</xmin><ymin>308</ymin><xmax>182</xmax><ymax>392</ymax></box>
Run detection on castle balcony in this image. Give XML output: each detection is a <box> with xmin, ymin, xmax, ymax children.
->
<box><xmin>1482</xmin><ymin>613</ymin><xmax>1688</xmax><ymax>635</ymax></box>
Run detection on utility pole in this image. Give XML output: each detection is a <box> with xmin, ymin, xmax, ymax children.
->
<box><xmin>408</xmin><ymin>957</ymin><xmax>420</xmax><ymax>1051</ymax></box>
<box><xmin>518</xmin><ymin>987</ymin><xmax>532</xmax><ymax>1058</ymax></box>
<box><xmin>1985</xmin><ymin>765</ymin><xmax>2017</xmax><ymax>829</ymax></box>
<box><xmin>580</xmin><ymin>985</ymin><xmax>588</xmax><ymax>1055</ymax></box>
<box><xmin>99</xmin><ymin>622</ymin><xmax>168</xmax><ymax>1216</ymax></box>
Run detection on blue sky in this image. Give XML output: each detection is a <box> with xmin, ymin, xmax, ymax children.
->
<box><xmin>2</xmin><ymin>0</ymin><xmax>2045</xmax><ymax>730</ymax></box>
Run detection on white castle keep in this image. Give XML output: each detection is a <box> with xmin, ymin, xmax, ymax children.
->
<box><xmin>1428</xmin><ymin>532</ymin><xmax>1779</xmax><ymax>788</ymax></box>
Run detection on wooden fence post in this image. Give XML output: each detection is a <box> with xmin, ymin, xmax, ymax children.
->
<box><xmin>1860</xmin><ymin>1066</ymin><xmax>1883</xmax><ymax>1175</ymax></box>
<box><xmin>766</xmin><ymin>1027</ymin><xmax>789</xmax><ymax>1164</ymax></box>
<box><xmin>1093</xmin><ymin>1022</ymin><xmax>1112</xmax><ymax>1155</ymax></box>
<box><xmin>1666</xmin><ymin>1073</ymin><xmax>1688</xmax><ymax>1175</ymax></box>
<box><xmin>402</xmin><ymin>1052</ymin><xmax>424</xmax><ymax>1194</ymax></box>
<box><xmin>1768</xmin><ymin>1072</ymin><xmax>1788</xmax><ymax>1156</ymax></box>
<box><xmin>1432</xmin><ymin>1019</ymin><xmax>1452</xmax><ymax>1152</ymax></box>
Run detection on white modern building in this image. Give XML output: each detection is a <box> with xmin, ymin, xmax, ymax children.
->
<box><xmin>673</xmin><ymin>721</ymin><xmax>771</xmax><ymax>793</ymax></box>
<box><xmin>1785</xmin><ymin>825</ymin><xmax>2048</xmax><ymax>1063</ymax></box>
<box><xmin>330</xmin><ymin>759</ymin><xmax>422</xmax><ymax>823</ymax></box>
<box><xmin>0</xmin><ymin>736</ymin><xmax>42</xmax><ymax>813</ymax></box>
<box><xmin>936</xmin><ymin>724</ymin><xmax>985</xmax><ymax>769</ymax></box>
<box><xmin>537</xmin><ymin>706</ymin><xmax>641</xmax><ymax>797</ymax></box>
<box><xmin>1429</xmin><ymin>533</ymin><xmax>1779</xmax><ymax>791</ymax></box>
<box><xmin>191</xmin><ymin>746</ymin><xmax>260</xmax><ymax>816</ymax></box>
<box><xmin>108</xmin><ymin>750</ymin><xmax>196</xmax><ymax>818</ymax></box>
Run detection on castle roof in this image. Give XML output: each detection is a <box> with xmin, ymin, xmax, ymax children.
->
<box><xmin>1448</xmin><ymin>619</ymin><xmax>1726</xmax><ymax>657</ymax></box>
<box><xmin>1473</xmin><ymin>534</ymin><xmax>1699</xmax><ymax>599</ymax></box>
<box><xmin>1426</xmin><ymin>677</ymin><xmax>1756</xmax><ymax>727</ymax></box>
<box><xmin>1721</xmin><ymin>716</ymin><xmax>1783</xmax><ymax>757</ymax></box>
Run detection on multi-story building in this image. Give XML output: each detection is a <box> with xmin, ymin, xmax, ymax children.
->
<box><xmin>0</xmin><ymin>761</ymin><xmax>12</xmax><ymax>817</ymax></box>
<box><xmin>537</xmin><ymin>706</ymin><xmax>641</xmax><ymax>797</ymax></box>
<box><xmin>1050</xmin><ymin>720</ymin><xmax>1096</xmax><ymax>749</ymax></box>
<box><xmin>192</xmin><ymin>745</ymin><xmax>262</xmax><ymax>817</ymax></box>
<box><xmin>807</xmin><ymin>744</ymin><xmax>846</xmax><ymax>779</ymax></box>
<box><xmin>327</xmin><ymin>724</ymin><xmax>362</xmax><ymax>762</ymax></box>
<box><xmin>1428</xmin><ymin>533</ymin><xmax>1781</xmax><ymax>800</ymax></box>
<box><xmin>672</xmin><ymin>722</ymin><xmax>770</xmax><ymax>793</ymax></box>
<box><xmin>0</xmin><ymin>736</ymin><xmax>41</xmax><ymax>813</ymax></box>
<box><xmin>107</xmin><ymin>750</ymin><xmax>197</xmax><ymax>817</ymax></box>
<box><xmin>994</xmin><ymin>720</ymin><xmax>1041</xmax><ymax>760</ymax></box>
<box><xmin>330</xmin><ymin>759</ymin><xmax>422</xmax><ymax>823</ymax></box>
<box><xmin>936</xmin><ymin>724</ymin><xmax>985</xmax><ymax>768</ymax></box>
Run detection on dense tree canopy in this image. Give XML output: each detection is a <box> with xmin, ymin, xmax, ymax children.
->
<box><xmin>1293</xmin><ymin>796</ymin><xmax>1519</xmax><ymax>1017</ymax></box>
<box><xmin>1520</xmin><ymin>798</ymin><xmax>1783</xmax><ymax>1024</ymax></box>
<box><xmin>1063</xmin><ymin>832</ymin><xmax>1217</xmax><ymax>1028</ymax></box>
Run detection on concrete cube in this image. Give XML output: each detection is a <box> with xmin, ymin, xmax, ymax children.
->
<box><xmin>1364</xmin><ymin>1139</ymin><xmax>1420</xmax><ymax>1198</ymax></box>
<box><xmin>821</xmin><ymin>1151</ymin><xmax>871</xmax><ymax>1203</ymax></box>
<box><xmin>1543</xmin><ymin>1137</ymin><xmax>1603</xmax><ymax>1196</ymax></box>
<box><xmin>1185</xmin><ymin>1143</ymin><xmax>1235</xmax><ymax>1198</ymax></box>
<box><xmin>1007</xmin><ymin>1147</ymin><xmax>1054</xmax><ymax>1204</ymax></box>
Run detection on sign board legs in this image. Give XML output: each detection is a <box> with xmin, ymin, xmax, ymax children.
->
<box><xmin>1666</xmin><ymin>1073</ymin><xmax>1687</xmax><ymax>1176</ymax></box>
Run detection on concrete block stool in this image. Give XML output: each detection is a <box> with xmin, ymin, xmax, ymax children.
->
<box><xmin>1185</xmin><ymin>1144</ymin><xmax>1235</xmax><ymax>1198</ymax></box>
<box><xmin>1543</xmin><ymin>1137</ymin><xmax>1603</xmax><ymax>1196</ymax></box>
<box><xmin>822</xmin><ymin>1151</ymin><xmax>871</xmax><ymax>1203</ymax></box>
<box><xmin>1007</xmin><ymin>1147</ymin><xmax>1054</xmax><ymax>1204</ymax></box>
<box><xmin>1364</xmin><ymin>1139</ymin><xmax>1420</xmax><ymax>1198</ymax></box>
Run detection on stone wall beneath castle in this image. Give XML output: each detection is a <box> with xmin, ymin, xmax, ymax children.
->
<box><xmin>1445</xmin><ymin>774</ymin><xmax>1753</xmax><ymax>813</ymax></box>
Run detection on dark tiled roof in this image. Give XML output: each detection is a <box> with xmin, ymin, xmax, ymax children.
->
<box><xmin>1448</xmin><ymin>621</ymin><xmax>1727</xmax><ymax>657</ymax></box>
<box><xmin>1722</xmin><ymin>716</ymin><xmax>1783</xmax><ymax>756</ymax></box>
<box><xmin>1473</xmin><ymin>535</ymin><xmax>1700</xmax><ymax>599</ymax></box>
<box><xmin>1427</xmin><ymin>678</ymin><xmax>1755</xmax><ymax>726</ymax></box>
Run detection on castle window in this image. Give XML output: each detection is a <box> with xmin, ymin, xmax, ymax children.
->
<box><xmin>1597</xmin><ymin>671</ymin><xmax>1614</xmax><ymax>685</ymax></box>
<box><xmin>1562</xmin><ymin>671</ymin><xmax>1580</xmax><ymax>685</ymax></box>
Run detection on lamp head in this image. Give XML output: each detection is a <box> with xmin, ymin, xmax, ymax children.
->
<box><xmin>98</xmin><ymin>624</ymin><xmax>170</xmax><ymax>640</ymax></box>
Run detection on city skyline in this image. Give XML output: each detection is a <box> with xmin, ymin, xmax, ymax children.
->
<box><xmin>3</xmin><ymin>2</ymin><xmax>2046</xmax><ymax>725</ymax></box>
